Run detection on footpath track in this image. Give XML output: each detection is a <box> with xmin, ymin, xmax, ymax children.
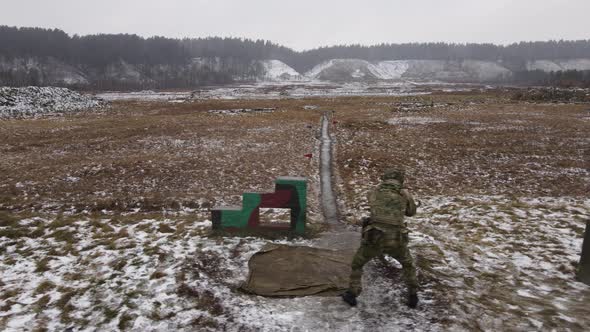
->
<box><xmin>313</xmin><ymin>112</ymin><xmax>359</xmax><ymax>251</ymax></box>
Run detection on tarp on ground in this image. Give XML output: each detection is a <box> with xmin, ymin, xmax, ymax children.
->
<box><xmin>241</xmin><ymin>244</ymin><xmax>354</xmax><ymax>297</ymax></box>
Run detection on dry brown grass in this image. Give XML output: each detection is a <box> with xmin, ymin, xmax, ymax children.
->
<box><xmin>0</xmin><ymin>98</ymin><xmax>322</xmax><ymax>218</ymax></box>
<box><xmin>331</xmin><ymin>94</ymin><xmax>589</xmax><ymax>199</ymax></box>
<box><xmin>1</xmin><ymin>92</ymin><xmax>587</xmax><ymax>226</ymax></box>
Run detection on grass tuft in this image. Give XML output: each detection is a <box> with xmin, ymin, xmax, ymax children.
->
<box><xmin>34</xmin><ymin>280</ymin><xmax>56</xmax><ymax>295</ymax></box>
<box><xmin>150</xmin><ymin>270</ymin><xmax>167</xmax><ymax>280</ymax></box>
<box><xmin>35</xmin><ymin>257</ymin><xmax>52</xmax><ymax>273</ymax></box>
<box><xmin>118</xmin><ymin>312</ymin><xmax>135</xmax><ymax>330</ymax></box>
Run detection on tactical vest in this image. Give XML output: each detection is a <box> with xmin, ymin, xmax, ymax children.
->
<box><xmin>368</xmin><ymin>183</ymin><xmax>408</xmax><ymax>227</ymax></box>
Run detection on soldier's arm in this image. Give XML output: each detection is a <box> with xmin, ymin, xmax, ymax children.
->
<box><xmin>400</xmin><ymin>189</ymin><xmax>417</xmax><ymax>216</ymax></box>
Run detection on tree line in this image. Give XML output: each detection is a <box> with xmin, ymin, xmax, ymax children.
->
<box><xmin>3</xmin><ymin>26</ymin><xmax>590</xmax><ymax>71</ymax></box>
<box><xmin>1</xmin><ymin>26</ymin><xmax>590</xmax><ymax>88</ymax></box>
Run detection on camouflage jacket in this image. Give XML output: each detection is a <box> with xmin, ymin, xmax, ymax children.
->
<box><xmin>368</xmin><ymin>180</ymin><xmax>417</xmax><ymax>228</ymax></box>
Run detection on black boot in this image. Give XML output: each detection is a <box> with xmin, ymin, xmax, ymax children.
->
<box><xmin>341</xmin><ymin>290</ymin><xmax>357</xmax><ymax>307</ymax></box>
<box><xmin>407</xmin><ymin>290</ymin><xmax>419</xmax><ymax>309</ymax></box>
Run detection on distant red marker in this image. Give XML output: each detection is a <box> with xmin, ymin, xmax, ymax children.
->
<box><xmin>304</xmin><ymin>153</ymin><xmax>313</xmax><ymax>159</ymax></box>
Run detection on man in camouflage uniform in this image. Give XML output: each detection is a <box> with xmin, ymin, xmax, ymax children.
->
<box><xmin>342</xmin><ymin>168</ymin><xmax>419</xmax><ymax>308</ymax></box>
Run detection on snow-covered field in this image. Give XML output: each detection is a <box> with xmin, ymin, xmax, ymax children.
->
<box><xmin>95</xmin><ymin>81</ymin><xmax>483</xmax><ymax>102</ymax></box>
<box><xmin>0</xmin><ymin>214</ymin><xmax>317</xmax><ymax>331</ymax></box>
<box><xmin>1</xmin><ymin>92</ymin><xmax>589</xmax><ymax>331</ymax></box>
<box><xmin>1</xmin><ymin>198</ymin><xmax>587</xmax><ymax>331</ymax></box>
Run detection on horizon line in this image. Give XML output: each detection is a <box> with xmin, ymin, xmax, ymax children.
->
<box><xmin>3</xmin><ymin>24</ymin><xmax>590</xmax><ymax>53</ymax></box>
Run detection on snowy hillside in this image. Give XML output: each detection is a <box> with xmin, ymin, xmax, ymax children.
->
<box><xmin>2</xmin><ymin>56</ymin><xmax>590</xmax><ymax>88</ymax></box>
<box><xmin>368</xmin><ymin>61</ymin><xmax>410</xmax><ymax>80</ymax></box>
<box><xmin>261</xmin><ymin>60</ymin><xmax>300</xmax><ymax>81</ymax></box>
<box><xmin>527</xmin><ymin>59</ymin><xmax>590</xmax><ymax>72</ymax></box>
<box><xmin>305</xmin><ymin>59</ymin><xmax>513</xmax><ymax>82</ymax></box>
<box><xmin>461</xmin><ymin>60</ymin><xmax>512</xmax><ymax>81</ymax></box>
<box><xmin>0</xmin><ymin>57</ymin><xmax>88</xmax><ymax>86</ymax></box>
<box><xmin>305</xmin><ymin>59</ymin><xmax>374</xmax><ymax>80</ymax></box>
<box><xmin>306</xmin><ymin>59</ymin><xmax>411</xmax><ymax>80</ymax></box>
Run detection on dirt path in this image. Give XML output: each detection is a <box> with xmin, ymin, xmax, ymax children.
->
<box><xmin>319</xmin><ymin>112</ymin><xmax>339</xmax><ymax>226</ymax></box>
<box><xmin>312</xmin><ymin>112</ymin><xmax>360</xmax><ymax>251</ymax></box>
<box><xmin>273</xmin><ymin>113</ymin><xmax>444</xmax><ymax>331</ymax></box>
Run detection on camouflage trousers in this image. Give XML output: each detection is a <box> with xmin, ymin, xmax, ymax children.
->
<box><xmin>348</xmin><ymin>224</ymin><xmax>418</xmax><ymax>296</ymax></box>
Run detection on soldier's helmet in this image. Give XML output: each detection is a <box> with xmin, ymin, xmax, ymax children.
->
<box><xmin>381</xmin><ymin>168</ymin><xmax>405</xmax><ymax>184</ymax></box>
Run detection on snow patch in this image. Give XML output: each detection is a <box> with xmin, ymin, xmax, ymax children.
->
<box><xmin>305</xmin><ymin>59</ymin><xmax>338</xmax><ymax>79</ymax></box>
<box><xmin>306</xmin><ymin>59</ymin><xmax>511</xmax><ymax>82</ymax></box>
<box><xmin>0</xmin><ymin>86</ymin><xmax>106</xmax><ymax>118</ymax></box>
<box><xmin>388</xmin><ymin>116</ymin><xmax>446</xmax><ymax>125</ymax></box>
<box><xmin>368</xmin><ymin>61</ymin><xmax>410</xmax><ymax>79</ymax></box>
<box><xmin>526</xmin><ymin>60</ymin><xmax>563</xmax><ymax>72</ymax></box>
<box><xmin>462</xmin><ymin>60</ymin><xmax>511</xmax><ymax>81</ymax></box>
<box><xmin>261</xmin><ymin>60</ymin><xmax>300</xmax><ymax>81</ymax></box>
<box><xmin>526</xmin><ymin>58</ymin><xmax>590</xmax><ymax>72</ymax></box>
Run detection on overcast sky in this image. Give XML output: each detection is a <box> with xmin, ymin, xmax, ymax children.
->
<box><xmin>2</xmin><ymin>0</ymin><xmax>589</xmax><ymax>50</ymax></box>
